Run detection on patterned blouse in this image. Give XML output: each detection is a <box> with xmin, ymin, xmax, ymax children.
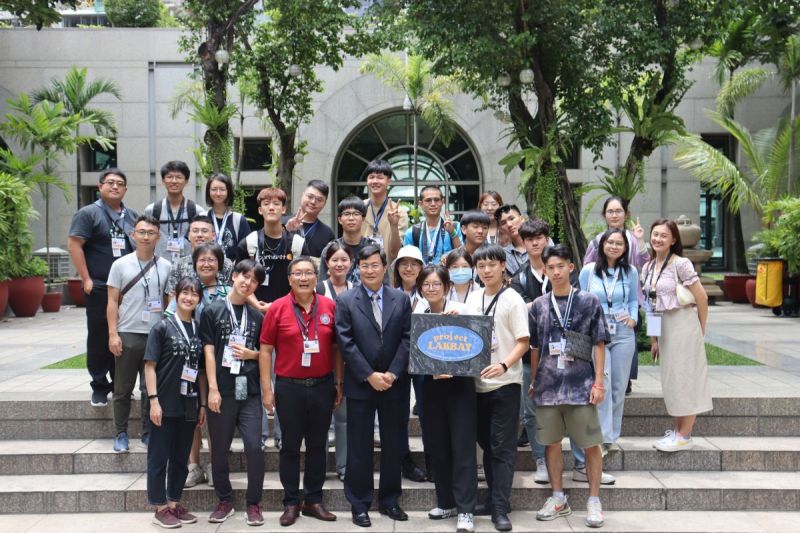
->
<box><xmin>641</xmin><ymin>256</ymin><xmax>699</xmax><ymax>312</ymax></box>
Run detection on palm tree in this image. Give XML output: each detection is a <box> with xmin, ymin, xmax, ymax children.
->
<box><xmin>361</xmin><ymin>52</ymin><xmax>458</xmax><ymax>202</ymax></box>
<box><xmin>778</xmin><ymin>34</ymin><xmax>800</xmax><ymax>194</ymax></box>
<box><xmin>672</xmin><ymin>69</ymin><xmax>798</xmax><ymax>223</ymax></box>
<box><xmin>31</xmin><ymin>66</ymin><xmax>121</xmax><ymax>208</ymax></box>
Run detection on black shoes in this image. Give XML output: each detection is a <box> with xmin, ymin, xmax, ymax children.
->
<box><xmin>379</xmin><ymin>505</ymin><xmax>408</xmax><ymax>521</ymax></box>
<box><xmin>474</xmin><ymin>502</ymin><xmax>492</xmax><ymax>516</ymax></box>
<box><xmin>352</xmin><ymin>511</ymin><xmax>371</xmax><ymax>527</ymax></box>
<box><xmin>492</xmin><ymin>512</ymin><xmax>512</xmax><ymax>531</ymax></box>
<box><xmin>517</xmin><ymin>427</ymin><xmax>530</xmax><ymax>447</ymax></box>
<box><xmin>401</xmin><ymin>454</ymin><xmax>427</xmax><ymax>482</ymax></box>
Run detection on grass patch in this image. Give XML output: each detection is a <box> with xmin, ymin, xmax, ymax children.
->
<box><xmin>638</xmin><ymin>343</ymin><xmax>760</xmax><ymax>366</ymax></box>
<box><xmin>43</xmin><ymin>353</ymin><xmax>87</xmax><ymax>369</ymax></box>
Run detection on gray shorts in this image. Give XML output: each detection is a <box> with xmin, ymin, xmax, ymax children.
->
<box><xmin>535</xmin><ymin>404</ymin><xmax>603</xmax><ymax>449</ymax></box>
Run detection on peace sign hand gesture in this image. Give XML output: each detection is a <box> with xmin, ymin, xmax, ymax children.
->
<box><xmin>632</xmin><ymin>217</ymin><xmax>645</xmax><ymax>242</ymax></box>
<box><xmin>442</xmin><ymin>211</ymin><xmax>455</xmax><ymax>234</ymax></box>
<box><xmin>285</xmin><ymin>206</ymin><xmax>306</xmax><ymax>232</ymax></box>
<box><xmin>387</xmin><ymin>200</ymin><xmax>400</xmax><ymax>227</ymax></box>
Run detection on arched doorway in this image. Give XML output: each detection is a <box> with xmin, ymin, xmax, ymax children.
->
<box><xmin>333</xmin><ymin>110</ymin><xmax>482</xmax><ymax>226</ymax></box>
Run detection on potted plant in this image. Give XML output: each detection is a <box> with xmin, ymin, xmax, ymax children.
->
<box><xmin>0</xmin><ymin>172</ymin><xmax>34</xmax><ymax>316</ymax></box>
<box><xmin>42</xmin><ymin>278</ymin><xmax>65</xmax><ymax>313</ymax></box>
<box><xmin>7</xmin><ymin>257</ymin><xmax>48</xmax><ymax>317</ymax></box>
<box><xmin>66</xmin><ymin>278</ymin><xmax>86</xmax><ymax>307</ymax></box>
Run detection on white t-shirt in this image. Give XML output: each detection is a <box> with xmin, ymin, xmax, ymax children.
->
<box><xmin>412</xmin><ymin>299</ymin><xmax>470</xmax><ymax>315</ymax></box>
<box><xmin>466</xmin><ymin>287</ymin><xmax>529</xmax><ymax>393</ymax></box>
<box><xmin>107</xmin><ymin>253</ymin><xmax>171</xmax><ymax>334</ymax></box>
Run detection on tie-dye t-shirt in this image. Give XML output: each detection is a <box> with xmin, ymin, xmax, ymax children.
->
<box><xmin>529</xmin><ymin>289</ymin><xmax>610</xmax><ymax>406</ymax></box>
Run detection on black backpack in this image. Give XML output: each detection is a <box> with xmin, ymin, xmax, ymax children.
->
<box><xmin>152</xmin><ymin>199</ymin><xmax>198</xmax><ymax>227</ymax></box>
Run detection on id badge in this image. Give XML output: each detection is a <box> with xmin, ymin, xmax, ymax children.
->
<box><xmin>148</xmin><ymin>300</ymin><xmax>162</xmax><ymax>313</ymax></box>
<box><xmin>608</xmin><ymin>321</ymin><xmax>617</xmax><ymax>336</ymax></box>
<box><xmin>301</xmin><ymin>352</ymin><xmax>312</xmax><ymax>367</ymax></box>
<box><xmin>262</xmin><ymin>274</ymin><xmax>270</xmax><ymax>286</ymax></box>
<box><xmin>372</xmin><ymin>233</ymin><xmax>384</xmax><ymax>248</ymax></box>
<box><xmin>180</xmin><ymin>381</ymin><xmax>188</xmax><ymax>396</ymax></box>
<box><xmin>646</xmin><ymin>312</ymin><xmax>662</xmax><ymax>337</ymax></box>
<box><xmin>557</xmin><ymin>354</ymin><xmax>567</xmax><ymax>370</ymax></box>
<box><xmin>560</xmin><ymin>337</ymin><xmax>573</xmax><ymax>361</ymax></box>
<box><xmin>222</xmin><ymin>345</ymin><xmax>235</xmax><ymax>367</ymax></box>
<box><xmin>234</xmin><ymin>375</ymin><xmax>248</xmax><ymax>400</ymax></box>
<box><xmin>111</xmin><ymin>237</ymin><xmax>125</xmax><ymax>257</ymax></box>
<box><xmin>304</xmin><ymin>339</ymin><xmax>320</xmax><ymax>354</ymax></box>
<box><xmin>614</xmin><ymin>309</ymin><xmax>630</xmax><ymax>322</ymax></box>
<box><xmin>141</xmin><ymin>310</ymin><xmax>150</xmax><ymax>322</ymax></box>
<box><xmin>549</xmin><ymin>341</ymin><xmax>562</xmax><ymax>356</ymax></box>
<box><xmin>491</xmin><ymin>331</ymin><xmax>499</xmax><ymax>355</ymax></box>
<box><xmin>181</xmin><ymin>365</ymin><xmax>198</xmax><ymax>383</ymax></box>
<box><xmin>166</xmin><ymin>237</ymin><xmax>183</xmax><ymax>253</ymax></box>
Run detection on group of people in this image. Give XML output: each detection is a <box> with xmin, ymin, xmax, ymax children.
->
<box><xmin>67</xmin><ymin>158</ymin><xmax>713</xmax><ymax>531</ymax></box>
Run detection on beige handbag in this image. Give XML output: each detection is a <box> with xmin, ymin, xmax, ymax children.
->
<box><xmin>672</xmin><ymin>261</ymin><xmax>696</xmax><ymax>306</ymax></box>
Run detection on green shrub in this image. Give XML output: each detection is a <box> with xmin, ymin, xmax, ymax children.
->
<box><xmin>105</xmin><ymin>0</ymin><xmax>161</xmax><ymax>28</ymax></box>
<box><xmin>755</xmin><ymin>197</ymin><xmax>800</xmax><ymax>275</ymax></box>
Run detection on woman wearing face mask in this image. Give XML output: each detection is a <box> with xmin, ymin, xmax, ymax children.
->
<box><xmin>445</xmin><ymin>248</ymin><xmax>477</xmax><ymax>303</ymax></box>
<box><xmin>205</xmin><ymin>174</ymin><xmax>251</xmax><ymax>262</ymax></box>
<box><xmin>478</xmin><ymin>191</ymin><xmax>508</xmax><ymax>246</ymax></box>
<box><xmin>642</xmin><ymin>219</ymin><xmax>712</xmax><ymax>452</ymax></box>
<box><xmin>415</xmin><ymin>265</ymin><xmax>477</xmax><ymax>533</ymax></box>
<box><xmin>579</xmin><ymin>228</ymin><xmax>640</xmax><ymax>454</ymax></box>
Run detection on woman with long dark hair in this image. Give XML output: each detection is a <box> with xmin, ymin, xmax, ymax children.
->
<box><xmin>642</xmin><ymin>218</ymin><xmax>712</xmax><ymax>452</ymax></box>
<box><xmin>205</xmin><ymin>173</ymin><xmax>251</xmax><ymax>261</ymax></box>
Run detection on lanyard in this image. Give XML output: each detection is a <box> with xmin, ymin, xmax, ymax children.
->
<box><xmin>531</xmin><ymin>265</ymin><xmax>548</xmax><ymax>293</ymax></box>
<box><xmin>225</xmin><ymin>296</ymin><xmax>248</xmax><ymax>337</ymax></box>
<box><xmin>424</xmin><ymin>300</ymin><xmax>447</xmax><ymax>314</ymax></box>
<box><xmin>644</xmin><ymin>253</ymin><xmax>672</xmax><ymax>296</ymax></box>
<box><xmin>97</xmin><ymin>200</ymin><xmax>129</xmax><ymax>238</ymax></box>
<box><xmin>600</xmin><ymin>268</ymin><xmax>622</xmax><ymax>307</ymax></box>
<box><xmin>292</xmin><ymin>295</ymin><xmax>318</xmax><ymax>341</ymax></box>
<box><xmin>482</xmin><ymin>287</ymin><xmax>506</xmax><ymax>317</ymax></box>
<box><xmin>421</xmin><ymin>219</ymin><xmax>443</xmax><ymax>263</ymax></box>
<box><xmin>137</xmin><ymin>257</ymin><xmax>160</xmax><ymax>300</ymax></box>
<box><xmin>302</xmin><ymin>219</ymin><xmax>320</xmax><ymax>240</ymax></box>
<box><xmin>550</xmin><ymin>288</ymin><xmax>576</xmax><ymax>333</ymax></box>
<box><xmin>165</xmin><ymin>199</ymin><xmax>186</xmax><ymax>237</ymax></box>
<box><xmin>409</xmin><ymin>288</ymin><xmax>419</xmax><ymax>310</ymax></box>
<box><xmin>212</xmin><ymin>210</ymin><xmax>231</xmax><ymax>244</ymax></box>
<box><xmin>325</xmin><ymin>280</ymin><xmax>351</xmax><ymax>301</ymax></box>
<box><xmin>171</xmin><ymin>316</ymin><xmax>196</xmax><ymax>348</ymax></box>
<box><xmin>370</xmin><ymin>197</ymin><xmax>389</xmax><ymax>235</ymax></box>
<box><xmin>449</xmin><ymin>281</ymin><xmax>472</xmax><ymax>303</ymax></box>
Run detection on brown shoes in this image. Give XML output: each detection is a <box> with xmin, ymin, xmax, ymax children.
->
<box><xmin>301</xmin><ymin>502</ymin><xmax>337</xmax><ymax>521</ymax></box>
<box><xmin>280</xmin><ymin>504</ymin><xmax>301</xmax><ymax>526</ymax></box>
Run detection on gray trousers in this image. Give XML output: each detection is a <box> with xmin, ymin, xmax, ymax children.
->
<box><xmin>113</xmin><ymin>332</ymin><xmax>149</xmax><ymax>436</ymax></box>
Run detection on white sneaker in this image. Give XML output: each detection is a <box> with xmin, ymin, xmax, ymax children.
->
<box><xmin>456</xmin><ymin>512</ymin><xmax>474</xmax><ymax>533</ymax></box>
<box><xmin>328</xmin><ymin>431</ymin><xmax>335</xmax><ymax>447</ymax></box>
<box><xmin>534</xmin><ymin>458</ymin><xmax>549</xmax><ymax>484</ymax></box>
<box><xmin>204</xmin><ymin>464</ymin><xmax>214</xmax><ymax>487</ymax></box>
<box><xmin>585</xmin><ymin>500</ymin><xmax>604</xmax><ymax>528</ymax></box>
<box><xmin>428</xmin><ymin>507</ymin><xmax>457</xmax><ymax>520</ymax></box>
<box><xmin>184</xmin><ymin>463</ymin><xmax>206</xmax><ymax>488</ymax></box>
<box><xmin>536</xmin><ymin>496</ymin><xmax>571</xmax><ymax>521</ymax></box>
<box><xmin>652</xmin><ymin>429</ymin><xmax>676</xmax><ymax>449</ymax></box>
<box><xmin>572</xmin><ymin>466</ymin><xmax>616</xmax><ymax>485</ymax></box>
<box><xmin>654</xmin><ymin>432</ymin><xmax>694</xmax><ymax>452</ymax></box>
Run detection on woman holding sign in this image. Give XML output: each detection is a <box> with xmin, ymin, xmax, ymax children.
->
<box><xmin>414</xmin><ymin>265</ymin><xmax>477</xmax><ymax>533</ymax></box>
<box><xmin>642</xmin><ymin>219</ymin><xmax>712</xmax><ymax>453</ymax></box>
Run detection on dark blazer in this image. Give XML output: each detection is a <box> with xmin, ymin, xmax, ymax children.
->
<box><xmin>335</xmin><ymin>284</ymin><xmax>411</xmax><ymax>400</ymax></box>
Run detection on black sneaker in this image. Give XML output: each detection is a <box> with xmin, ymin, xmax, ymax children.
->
<box><xmin>517</xmin><ymin>427</ymin><xmax>530</xmax><ymax>447</ymax></box>
<box><xmin>90</xmin><ymin>391</ymin><xmax>108</xmax><ymax>407</ymax></box>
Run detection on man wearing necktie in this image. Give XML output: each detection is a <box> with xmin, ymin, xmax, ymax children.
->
<box><xmin>335</xmin><ymin>244</ymin><xmax>412</xmax><ymax>528</ymax></box>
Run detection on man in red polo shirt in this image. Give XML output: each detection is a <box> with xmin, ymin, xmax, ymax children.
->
<box><xmin>260</xmin><ymin>256</ymin><xmax>344</xmax><ymax>527</ymax></box>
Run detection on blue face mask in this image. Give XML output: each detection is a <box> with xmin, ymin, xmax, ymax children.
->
<box><xmin>449</xmin><ymin>267</ymin><xmax>473</xmax><ymax>284</ymax></box>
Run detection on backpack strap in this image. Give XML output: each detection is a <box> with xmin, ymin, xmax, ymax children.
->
<box><xmin>412</xmin><ymin>225</ymin><xmax>421</xmax><ymax>247</ymax></box>
<box><xmin>151</xmin><ymin>200</ymin><xmax>162</xmax><ymax>223</ymax></box>
<box><xmin>231</xmin><ymin>212</ymin><xmax>243</xmax><ymax>242</ymax></box>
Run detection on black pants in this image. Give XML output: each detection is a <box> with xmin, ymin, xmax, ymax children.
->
<box><xmin>401</xmin><ymin>374</ymin><xmax>425</xmax><ymax>455</ymax></box>
<box><xmin>476</xmin><ymin>383</ymin><xmax>520</xmax><ymax>514</ymax></box>
<box><xmin>422</xmin><ymin>376</ymin><xmax>477</xmax><ymax>513</ymax></box>
<box><xmin>275</xmin><ymin>375</ymin><xmax>335</xmax><ymax>506</ymax></box>
<box><xmin>113</xmin><ymin>332</ymin><xmax>149</xmax><ymax>436</ymax></box>
<box><xmin>207</xmin><ymin>394</ymin><xmax>264</xmax><ymax>505</ymax></box>
<box><xmin>344</xmin><ymin>384</ymin><xmax>404</xmax><ymax>513</ymax></box>
<box><xmin>146</xmin><ymin>416</ymin><xmax>195</xmax><ymax>505</ymax></box>
<box><xmin>86</xmin><ymin>285</ymin><xmax>114</xmax><ymax>394</ymax></box>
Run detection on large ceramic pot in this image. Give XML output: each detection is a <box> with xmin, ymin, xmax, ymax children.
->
<box><xmin>0</xmin><ymin>280</ymin><xmax>8</xmax><ymax>317</ymax></box>
<box><xmin>723</xmin><ymin>274</ymin><xmax>755</xmax><ymax>303</ymax></box>
<box><xmin>66</xmin><ymin>278</ymin><xmax>86</xmax><ymax>307</ymax></box>
<box><xmin>41</xmin><ymin>286</ymin><xmax>62</xmax><ymax>313</ymax></box>
<box><xmin>8</xmin><ymin>276</ymin><xmax>45</xmax><ymax>317</ymax></box>
<box><xmin>675</xmin><ymin>215</ymin><xmax>701</xmax><ymax>249</ymax></box>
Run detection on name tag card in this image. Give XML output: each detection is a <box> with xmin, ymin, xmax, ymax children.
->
<box><xmin>304</xmin><ymin>339</ymin><xmax>320</xmax><ymax>353</ymax></box>
<box><xmin>301</xmin><ymin>352</ymin><xmax>312</xmax><ymax>367</ymax></box>
<box><xmin>166</xmin><ymin>237</ymin><xmax>183</xmax><ymax>253</ymax></box>
<box><xmin>646</xmin><ymin>312</ymin><xmax>662</xmax><ymax>337</ymax></box>
<box><xmin>181</xmin><ymin>366</ymin><xmax>198</xmax><ymax>383</ymax></box>
<box><xmin>111</xmin><ymin>237</ymin><xmax>126</xmax><ymax>257</ymax></box>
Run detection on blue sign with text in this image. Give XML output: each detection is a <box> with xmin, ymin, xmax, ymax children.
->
<box><xmin>416</xmin><ymin>326</ymin><xmax>484</xmax><ymax>361</ymax></box>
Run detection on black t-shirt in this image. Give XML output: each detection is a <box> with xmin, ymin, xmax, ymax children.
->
<box><xmin>198</xmin><ymin>298</ymin><xmax>263</xmax><ymax>397</ymax></box>
<box><xmin>236</xmin><ymin>231</ymin><xmax>292</xmax><ymax>303</ymax></box>
<box><xmin>300</xmin><ymin>220</ymin><xmax>335</xmax><ymax>258</ymax></box>
<box><xmin>144</xmin><ymin>318</ymin><xmax>203</xmax><ymax>417</ymax></box>
<box><xmin>68</xmin><ymin>200</ymin><xmax>138</xmax><ymax>287</ymax></box>
<box><xmin>215</xmin><ymin>212</ymin><xmax>251</xmax><ymax>262</ymax></box>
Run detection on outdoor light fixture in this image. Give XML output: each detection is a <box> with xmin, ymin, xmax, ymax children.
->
<box><xmin>288</xmin><ymin>64</ymin><xmax>302</xmax><ymax>77</ymax></box>
<box><xmin>403</xmin><ymin>95</ymin><xmax>413</xmax><ymax>111</ymax></box>
<box><xmin>214</xmin><ymin>49</ymin><xmax>230</xmax><ymax>65</ymax></box>
<box><xmin>496</xmin><ymin>73</ymin><xmax>512</xmax><ymax>87</ymax></box>
<box><xmin>519</xmin><ymin>68</ymin><xmax>534</xmax><ymax>84</ymax></box>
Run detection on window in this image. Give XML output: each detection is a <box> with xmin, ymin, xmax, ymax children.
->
<box><xmin>84</xmin><ymin>140</ymin><xmax>117</xmax><ymax>172</ymax></box>
<box><xmin>699</xmin><ymin>134</ymin><xmax>732</xmax><ymax>269</ymax></box>
<box><xmin>234</xmin><ymin>138</ymin><xmax>272</xmax><ymax>171</ymax></box>
<box><xmin>334</xmin><ymin>111</ymin><xmax>482</xmax><ymax>225</ymax></box>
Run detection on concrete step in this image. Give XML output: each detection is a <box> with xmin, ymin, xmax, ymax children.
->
<box><xmin>1</xmin><ymin>510</ymin><xmax>799</xmax><ymax>532</ymax></box>
<box><xmin>2</xmin><ymin>470</ymin><xmax>800</xmax><ymax>514</ymax></box>
<box><xmin>2</xmin><ymin>395</ymin><xmax>799</xmax><ymax>439</ymax></box>
<box><xmin>3</xmin><ymin>436</ymin><xmax>799</xmax><ymax>476</ymax></box>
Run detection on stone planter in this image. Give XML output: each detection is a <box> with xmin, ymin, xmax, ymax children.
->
<box><xmin>67</xmin><ymin>278</ymin><xmax>86</xmax><ymax>307</ymax></box>
<box><xmin>8</xmin><ymin>276</ymin><xmax>45</xmax><ymax>317</ymax></box>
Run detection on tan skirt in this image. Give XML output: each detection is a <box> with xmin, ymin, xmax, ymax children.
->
<box><xmin>659</xmin><ymin>306</ymin><xmax>714</xmax><ymax>417</ymax></box>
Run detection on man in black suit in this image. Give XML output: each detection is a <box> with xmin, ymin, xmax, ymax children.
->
<box><xmin>335</xmin><ymin>244</ymin><xmax>412</xmax><ymax>527</ymax></box>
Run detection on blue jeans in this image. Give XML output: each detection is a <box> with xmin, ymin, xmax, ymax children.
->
<box><xmin>521</xmin><ymin>363</ymin><xmax>546</xmax><ymax>460</ymax></box>
<box><xmin>598</xmin><ymin>321</ymin><xmax>636</xmax><ymax>442</ymax></box>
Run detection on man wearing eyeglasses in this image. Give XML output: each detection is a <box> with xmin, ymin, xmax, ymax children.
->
<box><xmin>164</xmin><ymin>215</ymin><xmax>234</xmax><ymax>297</ymax></box>
<box><xmin>144</xmin><ymin>160</ymin><xmax>206</xmax><ymax>263</ymax></box>
<box><xmin>68</xmin><ymin>168</ymin><xmax>139</xmax><ymax>408</ymax></box>
<box><xmin>106</xmin><ymin>215</ymin><xmax>172</xmax><ymax>452</ymax></box>
<box><xmin>403</xmin><ymin>186</ymin><xmax>461</xmax><ymax>266</ymax></box>
<box><xmin>283</xmin><ymin>180</ymin><xmax>336</xmax><ymax>260</ymax></box>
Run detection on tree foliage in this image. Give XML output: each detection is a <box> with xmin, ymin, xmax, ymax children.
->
<box><xmin>0</xmin><ymin>0</ymin><xmax>78</xmax><ymax>29</ymax></box>
<box><xmin>105</xmin><ymin>0</ymin><xmax>161</xmax><ymax>28</ymax></box>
